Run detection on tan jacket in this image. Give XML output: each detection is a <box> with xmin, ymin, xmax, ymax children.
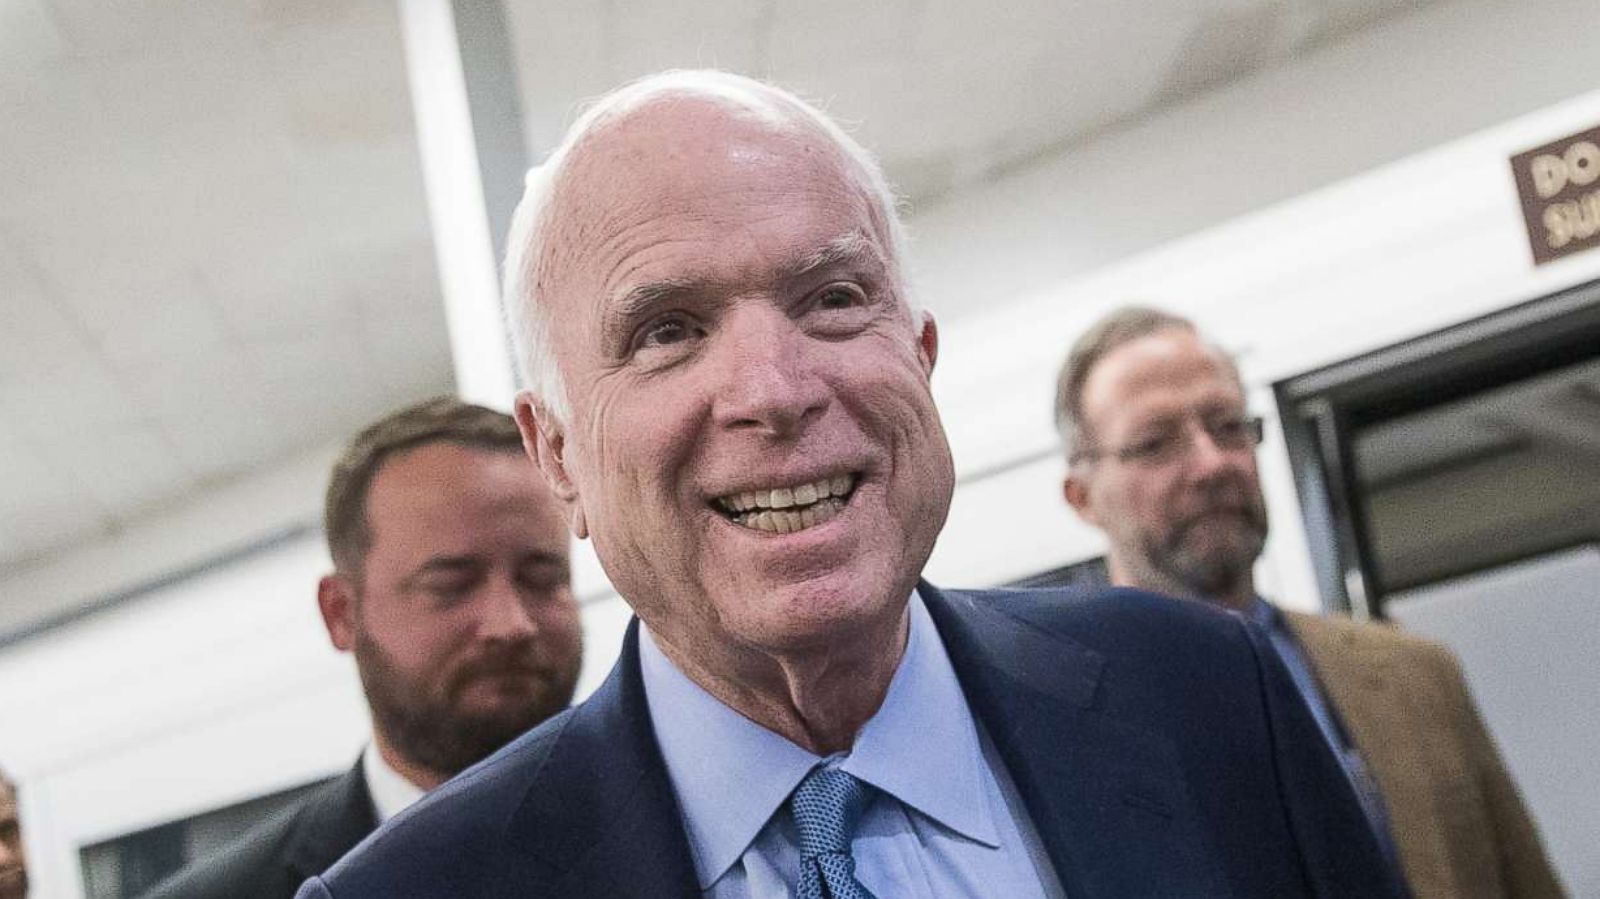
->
<box><xmin>1284</xmin><ymin>610</ymin><xmax>1565</xmax><ymax>899</ymax></box>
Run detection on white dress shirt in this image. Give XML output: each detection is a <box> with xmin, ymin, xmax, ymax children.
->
<box><xmin>360</xmin><ymin>741</ymin><xmax>424</xmax><ymax>824</ymax></box>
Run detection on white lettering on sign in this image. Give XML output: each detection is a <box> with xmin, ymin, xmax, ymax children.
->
<box><xmin>1543</xmin><ymin>191</ymin><xmax>1600</xmax><ymax>249</ymax></box>
<box><xmin>1531</xmin><ymin>141</ymin><xmax>1600</xmax><ymax>199</ymax></box>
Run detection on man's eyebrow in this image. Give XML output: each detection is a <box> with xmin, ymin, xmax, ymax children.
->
<box><xmin>791</xmin><ymin>232</ymin><xmax>887</xmax><ymax>279</ymax></box>
<box><xmin>602</xmin><ymin>277</ymin><xmax>701</xmax><ymax>342</ymax></box>
<box><xmin>614</xmin><ymin>278</ymin><xmax>698</xmax><ymax>320</ymax></box>
<box><xmin>517</xmin><ymin>550</ymin><xmax>569</xmax><ymax>568</ymax></box>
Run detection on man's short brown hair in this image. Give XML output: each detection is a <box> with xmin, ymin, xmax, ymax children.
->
<box><xmin>324</xmin><ymin>397</ymin><xmax>525</xmax><ymax>576</ymax></box>
<box><xmin>1053</xmin><ymin>306</ymin><xmax>1197</xmax><ymax>461</ymax></box>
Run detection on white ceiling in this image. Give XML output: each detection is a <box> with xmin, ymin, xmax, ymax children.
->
<box><xmin>0</xmin><ymin>0</ymin><xmax>1446</xmax><ymax>582</ymax></box>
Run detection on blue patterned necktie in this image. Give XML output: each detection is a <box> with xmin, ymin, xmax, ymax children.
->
<box><xmin>789</xmin><ymin>767</ymin><xmax>880</xmax><ymax>899</ymax></box>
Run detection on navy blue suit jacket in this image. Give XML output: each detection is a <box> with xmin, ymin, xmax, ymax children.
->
<box><xmin>297</xmin><ymin>583</ymin><xmax>1407</xmax><ymax>898</ymax></box>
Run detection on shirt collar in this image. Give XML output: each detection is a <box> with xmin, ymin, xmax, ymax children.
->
<box><xmin>361</xmin><ymin>741</ymin><xmax>426</xmax><ymax>824</ymax></box>
<box><xmin>640</xmin><ymin>590</ymin><xmax>999</xmax><ymax>889</ymax></box>
<box><xmin>1244</xmin><ymin>595</ymin><xmax>1282</xmax><ymax>631</ymax></box>
<box><xmin>841</xmin><ymin>592</ymin><xmax>1000</xmax><ymax>849</ymax></box>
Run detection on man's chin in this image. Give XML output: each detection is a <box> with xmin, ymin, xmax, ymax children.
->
<box><xmin>1174</xmin><ymin>522</ymin><xmax>1263</xmax><ymax>561</ymax></box>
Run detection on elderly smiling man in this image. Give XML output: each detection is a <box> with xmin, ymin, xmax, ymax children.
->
<box><xmin>296</xmin><ymin>71</ymin><xmax>1405</xmax><ymax>899</ymax></box>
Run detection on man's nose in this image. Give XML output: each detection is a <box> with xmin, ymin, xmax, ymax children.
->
<box><xmin>477</xmin><ymin>579</ymin><xmax>539</xmax><ymax>642</ymax></box>
<box><xmin>1184</xmin><ymin>423</ymin><xmax>1243</xmax><ymax>476</ymax></box>
<box><xmin>711</xmin><ymin>306</ymin><xmax>829</xmax><ymax>436</ymax></box>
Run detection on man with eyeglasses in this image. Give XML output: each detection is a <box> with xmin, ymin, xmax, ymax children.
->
<box><xmin>1056</xmin><ymin>306</ymin><xmax>1564</xmax><ymax>899</ymax></box>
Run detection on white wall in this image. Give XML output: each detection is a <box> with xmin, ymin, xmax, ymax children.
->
<box><xmin>1389</xmin><ymin>547</ymin><xmax>1600</xmax><ymax>897</ymax></box>
<box><xmin>8</xmin><ymin>2</ymin><xmax>1600</xmax><ymax>893</ymax></box>
<box><xmin>0</xmin><ymin>537</ymin><xmax>355</xmax><ymax>897</ymax></box>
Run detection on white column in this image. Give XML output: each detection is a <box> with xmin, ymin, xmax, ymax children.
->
<box><xmin>397</xmin><ymin>0</ymin><xmax>526</xmax><ymax>410</ymax></box>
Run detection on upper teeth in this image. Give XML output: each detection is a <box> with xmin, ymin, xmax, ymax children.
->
<box><xmin>718</xmin><ymin>475</ymin><xmax>854</xmax><ymax>512</ymax></box>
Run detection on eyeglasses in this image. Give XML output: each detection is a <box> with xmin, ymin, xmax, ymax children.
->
<box><xmin>1075</xmin><ymin>414</ymin><xmax>1264</xmax><ymax>467</ymax></box>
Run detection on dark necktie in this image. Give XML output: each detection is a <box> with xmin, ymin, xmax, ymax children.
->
<box><xmin>789</xmin><ymin>767</ymin><xmax>880</xmax><ymax>899</ymax></box>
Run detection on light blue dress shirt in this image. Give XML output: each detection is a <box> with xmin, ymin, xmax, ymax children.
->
<box><xmin>639</xmin><ymin>592</ymin><xmax>1066</xmax><ymax>899</ymax></box>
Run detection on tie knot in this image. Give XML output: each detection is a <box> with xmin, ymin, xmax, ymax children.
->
<box><xmin>789</xmin><ymin>767</ymin><xmax>875</xmax><ymax>859</ymax></box>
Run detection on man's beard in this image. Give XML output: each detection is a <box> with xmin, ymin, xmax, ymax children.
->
<box><xmin>1145</xmin><ymin>483</ymin><xmax>1269</xmax><ymax>601</ymax></box>
<box><xmin>353</xmin><ymin>633</ymin><xmax>578</xmax><ymax>778</ymax></box>
<box><xmin>0</xmin><ymin>864</ymin><xmax>25</xmax><ymax>899</ymax></box>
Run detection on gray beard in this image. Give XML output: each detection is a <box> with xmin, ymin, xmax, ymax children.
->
<box><xmin>1142</xmin><ymin>516</ymin><xmax>1267</xmax><ymax>606</ymax></box>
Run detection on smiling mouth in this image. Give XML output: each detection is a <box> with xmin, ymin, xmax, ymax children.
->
<box><xmin>712</xmin><ymin>474</ymin><xmax>859</xmax><ymax>534</ymax></box>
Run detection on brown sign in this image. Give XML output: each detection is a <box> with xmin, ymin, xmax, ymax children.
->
<box><xmin>1511</xmin><ymin>125</ymin><xmax>1600</xmax><ymax>265</ymax></box>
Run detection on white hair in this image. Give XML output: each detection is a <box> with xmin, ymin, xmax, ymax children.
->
<box><xmin>501</xmin><ymin>69</ymin><xmax>916</xmax><ymax>423</ymax></box>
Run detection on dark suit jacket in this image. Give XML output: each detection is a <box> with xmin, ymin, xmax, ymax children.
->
<box><xmin>1287</xmin><ymin>611</ymin><xmax>1564</xmax><ymax>899</ymax></box>
<box><xmin>297</xmin><ymin>584</ymin><xmax>1407</xmax><ymax>898</ymax></box>
<box><xmin>143</xmin><ymin>760</ymin><xmax>376</xmax><ymax>899</ymax></box>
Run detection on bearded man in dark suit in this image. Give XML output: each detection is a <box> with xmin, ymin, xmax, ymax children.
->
<box><xmin>144</xmin><ymin>399</ymin><xmax>582</xmax><ymax>899</ymax></box>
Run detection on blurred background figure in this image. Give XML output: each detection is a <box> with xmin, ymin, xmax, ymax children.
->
<box><xmin>141</xmin><ymin>398</ymin><xmax>583</xmax><ymax>899</ymax></box>
<box><xmin>0</xmin><ymin>769</ymin><xmax>26</xmax><ymax>899</ymax></box>
<box><xmin>1056</xmin><ymin>306</ymin><xmax>1564</xmax><ymax>899</ymax></box>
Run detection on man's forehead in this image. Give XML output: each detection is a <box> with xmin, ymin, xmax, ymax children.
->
<box><xmin>548</xmin><ymin>102</ymin><xmax>888</xmax><ymax>282</ymax></box>
<box><xmin>1089</xmin><ymin>332</ymin><xmax>1243</xmax><ymax>414</ymax></box>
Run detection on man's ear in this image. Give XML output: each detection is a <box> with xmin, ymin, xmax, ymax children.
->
<box><xmin>317</xmin><ymin>573</ymin><xmax>358</xmax><ymax>653</ymax></box>
<box><xmin>1062</xmin><ymin>469</ymin><xmax>1100</xmax><ymax>527</ymax></box>
<box><xmin>514</xmin><ymin>391</ymin><xmax>588</xmax><ymax>539</ymax></box>
<box><xmin>916</xmin><ymin>310</ymin><xmax>939</xmax><ymax>376</ymax></box>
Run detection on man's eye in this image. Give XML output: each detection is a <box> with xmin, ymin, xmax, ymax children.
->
<box><xmin>517</xmin><ymin>562</ymin><xmax>570</xmax><ymax>594</ymax></box>
<box><xmin>1211</xmin><ymin>419</ymin><xmax>1249</xmax><ymax>443</ymax></box>
<box><xmin>420</xmin><ymin>579</ymin><xmax>475</xmax><ymax>602</ymax></box>
<box><xmin>638</xmin><ymin>314</ymin><xmax>701</xmax><ymax>349</ymax></box>
<box><xmin>815</xmin><ymin>283</ymin><xmax>865</xmax><ymax>309</ymax></box>
<box><xmin>1129</xmin><ymin>434</ymin><xmax>1176</xmax><ymax>459</ymax></box>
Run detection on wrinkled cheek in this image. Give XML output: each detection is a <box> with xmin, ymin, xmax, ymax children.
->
<box><xmin>878</xmin><ymin>404</ymin><xmax>955</xmax><ymax>570</ymax></box>
<box><xmin>897</xmin><ymin>396</ymin><xmax>955</xmax><ymax>501</ymax></box>
<box><xmin>591</xmin><ymin>465</ymin><xmax>704</xmax><ymax>604</ymax></box>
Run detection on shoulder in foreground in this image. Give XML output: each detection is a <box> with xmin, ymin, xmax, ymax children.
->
<box><xmin>956</xmin><ymin>583</ymin><xmax>1247</xmax><ymax>636</ymax></box>
<box><xmin>934</xmin><ymin>582</ymin><xmax>1257</xmax><ymax>664</ymax></box>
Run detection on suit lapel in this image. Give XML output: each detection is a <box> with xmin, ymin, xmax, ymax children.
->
<box><xmin>1283</xmin><ymin>612</ymin><xmax>1408</xmax><ymax>753</ymax></box>
<box><xmin>1285</xmin><ymin>611</ymin><xmax>1457</xmax><ymax>888</ymax></box>
<box><xmin>500</xmin><ymin>620</ymin><xmax>701</xmax><ymax>899</ymax></box>
<box><xmin>1285</xmin><ymin>612</ymin><xmax>1393</xmax><ymax>697</ymax></box>
<box><xmin>283</xmin><ymin>762</ymin><xmax>379</xmax><ymax>885</ymax></box>
<box><xmin>921</xmin><ymin>583</ymin><xmax>1228</xmax><ymax>898</ymax></box>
